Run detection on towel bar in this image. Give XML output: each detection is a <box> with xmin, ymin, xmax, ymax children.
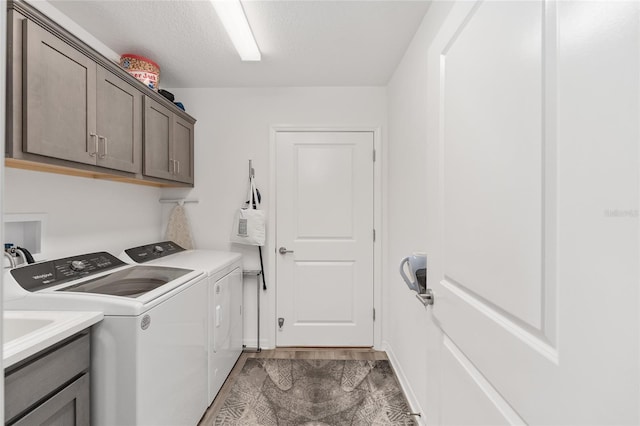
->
<box><xmin>159</xmin><ymin>199</ymin><xmax>199</xmax><ymax>204</ymax></box>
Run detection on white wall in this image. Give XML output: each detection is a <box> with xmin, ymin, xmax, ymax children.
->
<box><xmin>161</xmin><ymin>87</ymin><xmax>387</xmax><ymax>348</ymax></box>
<box><xmin>3</xmin><ymin>1</ymin><xmax>162</xmax><ymax>260</ymax></box>
<box><xmin>4</xmin><ymin>169</ymin><xmax>163</xmax><ymax>259</ymax></box>
<box><xmin>385</xmin><ymin>2</ymin><xmax>453</xmax><ymax>422</ymax></box>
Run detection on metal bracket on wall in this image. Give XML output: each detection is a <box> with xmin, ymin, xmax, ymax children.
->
<box><xmin>415</xmin><ymin>289</ymin><xmax>434</xmax><ymax>307</ymax></box>
<box><xmin>248</xmin><ymin>159</ymin><xmax>255</xmax><ymax>179</ymax></box>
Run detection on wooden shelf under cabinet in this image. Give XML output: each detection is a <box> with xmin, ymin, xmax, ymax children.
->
<box><xmin>5</xmin><ymin>158</ymin><xmax>191</xmax><ymax>188</ymax></box>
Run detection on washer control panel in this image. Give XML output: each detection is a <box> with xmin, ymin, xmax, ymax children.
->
<box><xmin>125</xmin><ymin>241</ymin><xmax>185</xmax><ymax>263</ymax></box>
<box><xmin>10</xmin><ymin>252</ymin><xmax>126</xmax><ymax>292</ymax></box>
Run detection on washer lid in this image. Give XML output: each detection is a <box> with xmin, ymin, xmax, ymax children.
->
<box><xmin>58</xmin><ymin>266</ymin><xmax>193</xmax><ymax>298</ymax></box>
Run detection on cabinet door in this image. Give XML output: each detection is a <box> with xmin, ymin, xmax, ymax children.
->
<box><xmin>23</xmin><ymin>19</ymin><xmax>97</xmax><ymax>165</ymax></box>
<box><xmin>13</xmin><ymin>374</ymin><xmax>90</xmax><ymax>426</ymax></box>
<box><xmin>96</xmin><ymin>66</ymin><xmax>142</xmax><ymax>173</ymax></box>
<box><xmin>172</xmin><ymin>115</ymin><xmax>195</xmax><ymax>184</ymax></box>
<box><xmin>143</xmin><ymin>97</ymin><xmax>174</xmax><ymax>180</ymax></box>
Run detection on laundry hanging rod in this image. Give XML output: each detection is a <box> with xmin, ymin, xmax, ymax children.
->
<box><xmin>158</xmin><ymin>199</ymin><xmax>199</xmax><ymax>204</ymax></box>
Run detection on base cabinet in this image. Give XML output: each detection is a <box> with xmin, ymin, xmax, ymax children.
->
<box><xmin>5</xmin><ymin>332</ymin><xmax>91</xmax><ymax>426</ymax></box>
<box><xmin>12</xmin><ymin>375</ymin><xmax>89</xmax><ymax>426</ymax></box>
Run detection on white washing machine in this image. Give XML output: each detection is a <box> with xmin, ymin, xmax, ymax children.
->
<box><xmin>4</xmin><ymin>251</ymin><xmax>209</xmax><ymax>426</ymax></box>
<box><xmin>121</xmin><ymin>241</ymin><xmax>243</xmax><ymax>404</ymax></box>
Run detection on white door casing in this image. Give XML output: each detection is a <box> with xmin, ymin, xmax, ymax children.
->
<box><xmin>276</xmin><ymin>131</ymin><xmax>375</xmax><ymax>347</ymax></box>
<box><xmin>0</xmin><ymin>1</ymin><xmax>5</xmax><ymax>421</ymax></box>
<box><xmin>425</xmin><ymin>1</ymin><xmax>639</xmax><ymax>424</ymax></box>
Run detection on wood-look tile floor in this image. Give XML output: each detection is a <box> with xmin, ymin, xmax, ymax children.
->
<box><xmin>198</xmin><ymin>348</ymin><xmax>388</xmax><ymax>425</ymax></box>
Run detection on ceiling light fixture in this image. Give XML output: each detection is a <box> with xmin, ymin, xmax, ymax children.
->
<box><xmin>211</xmin><ymin>0</ymin><xmax>261</xmax><ymax>61</ymax></box>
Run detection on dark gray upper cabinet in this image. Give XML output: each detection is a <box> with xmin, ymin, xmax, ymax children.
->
<box><xmin>144</xmin><ymin>97</ymin><xmax>173</xmax><ymax>181</ymax></box>
<box><xmin>23</xmin><ymin>19</ymin><xmax>97</xmax><ymax>165</ymax></box>
<box><xmin>173</xmin><ymin>115</ymin><xmax>195</xmax><ymax>184</ymax></box>
<box><xmin>96</xmin><ymin>66</ymin><xmax>142</xmax><ymax>173</ymax></box>
<box><xmin>7</xmin><ymin>1</ymin><xmax>195</xmax><ymax>187</ymax></box>
<box><xmin>23</xmin><ymin>19</ymin><xmax>141</xmax><ymax>174</ymax></box>
<box><xmin>144</xmin><ymin>96</ymin><xmax>195</xmax><ymax>184</ymax></box>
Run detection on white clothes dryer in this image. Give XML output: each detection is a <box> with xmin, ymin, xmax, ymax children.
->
<box><xmin>4</xmin><ymin>251</ymin><xmax>209</xmax><ymax>426</ymax></box>
<box><xmin>120</xmin><ymin>241</ymin><xmax>243</xmax><ymax>404</ymax></box>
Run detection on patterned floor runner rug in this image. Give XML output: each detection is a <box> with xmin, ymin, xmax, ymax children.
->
<box><xmin>214</xmin><ymin>358</ymin><xmax>416</xmax><ymax>425</ymax></box>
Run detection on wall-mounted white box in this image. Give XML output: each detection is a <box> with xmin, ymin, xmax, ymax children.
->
<box><xmin>3</xmin><ymin>213</ymin><xmax>47</xmax><ymax>267</ymax></box>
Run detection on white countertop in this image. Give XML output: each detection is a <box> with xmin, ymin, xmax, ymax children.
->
<box><xmin>4</xmin><ymin>310</ymin><xmax>103</xmax><ymax>368</ymax></box>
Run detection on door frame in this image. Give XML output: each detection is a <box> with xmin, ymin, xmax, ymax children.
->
<box><xmin>1</xmin><ymin>1</ymin><xmax>5</xmax><ymax>419</ymax></box>
<box><xmin>268</xmin><ymin>126</ymin><xmax>384</xmax><ymax>349</ymax></box>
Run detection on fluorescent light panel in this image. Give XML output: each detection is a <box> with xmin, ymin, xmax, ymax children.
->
<box><xmin>212</xmin><ymin>0</ymin><xmax>261</xmax><ymax>61</ymax></box>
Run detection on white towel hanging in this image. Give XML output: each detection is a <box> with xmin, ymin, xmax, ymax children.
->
<box><xmin>166</xmin><ymin>204</ymin><xmax>195</xmax><ymax>249</ymax></box>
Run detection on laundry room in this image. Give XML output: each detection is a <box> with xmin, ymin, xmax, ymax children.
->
<box><xmin>1</xmin><ymin>1</ymin><xmax>639</xmax><ymax>425</ymax></box>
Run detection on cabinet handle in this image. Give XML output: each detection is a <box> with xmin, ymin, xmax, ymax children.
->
<box><xmin>176</xmin><ymin>160</ymin><xmax>180</xmax><ymax>174</ymax></box>
<box><xmin>169</xmin><ymin>159</ymin><xmax>175</xmax><ymax>174</ymax></box>
<box><xmin>98</xmin><ymin>136</ymin><xmax>107</xmax><ymax>159</ymax></box>
<box><xmin>89</xmin><ymin>133</ymin><xmax>98</xmax><ymax>157</ymax></box>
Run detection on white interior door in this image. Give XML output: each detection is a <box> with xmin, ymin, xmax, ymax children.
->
<box><xmin>276</xmin><ymin>131</ymin><xmax>374</xmax><ymax>346</ymax></box>
<box><xmin>425</xmin><ymin>1</ymin><xmax>639</xmax><ymax>424</ymax></box>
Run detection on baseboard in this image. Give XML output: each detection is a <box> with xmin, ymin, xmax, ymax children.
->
<box><xmin>382</xmin><ymin>340</ymin><xmax>426</xmax><ymax>426</ymax></box>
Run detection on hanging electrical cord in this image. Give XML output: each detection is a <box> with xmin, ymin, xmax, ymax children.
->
<box><xmin>249</xmin><ymin>165</ymin><xmax>267</xmax><ymax>291</ymax></box>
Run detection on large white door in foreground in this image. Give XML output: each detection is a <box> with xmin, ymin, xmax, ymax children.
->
<box><xmin>276</xmin><ymin>131</ymin><xmax>374</xmax><ymax>347</ymax></box>
<box><xmin>425</xmin><ymin>1</ymin><xmax>639</xmax><ymax>424</ymax></box>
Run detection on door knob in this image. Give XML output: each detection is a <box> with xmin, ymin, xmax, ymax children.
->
<box><xmin>279</xmin><ymin>247</ymin><xmax>294</xmax><ymax>255</ymax></box>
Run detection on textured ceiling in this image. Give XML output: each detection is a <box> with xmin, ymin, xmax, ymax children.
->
<box><xmin>46</xmin><ymin>0</ymin><xmax>431</xmax><ymax>88</ymax></box>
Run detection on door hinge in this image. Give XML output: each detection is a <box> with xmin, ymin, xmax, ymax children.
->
<box><xmin>373</xmin><ymin>308</ymin><xmax>376</xmax><ymax>321</ymax></box>
<box><xmin>373</xmin><ymin>229</ymin><xmax>376</xmax><ymax>242</ymax></box>
<box><xmin>373</xmin><ymin>149</ymin><xmax>376</xmax><ymax>162</ymax></box>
